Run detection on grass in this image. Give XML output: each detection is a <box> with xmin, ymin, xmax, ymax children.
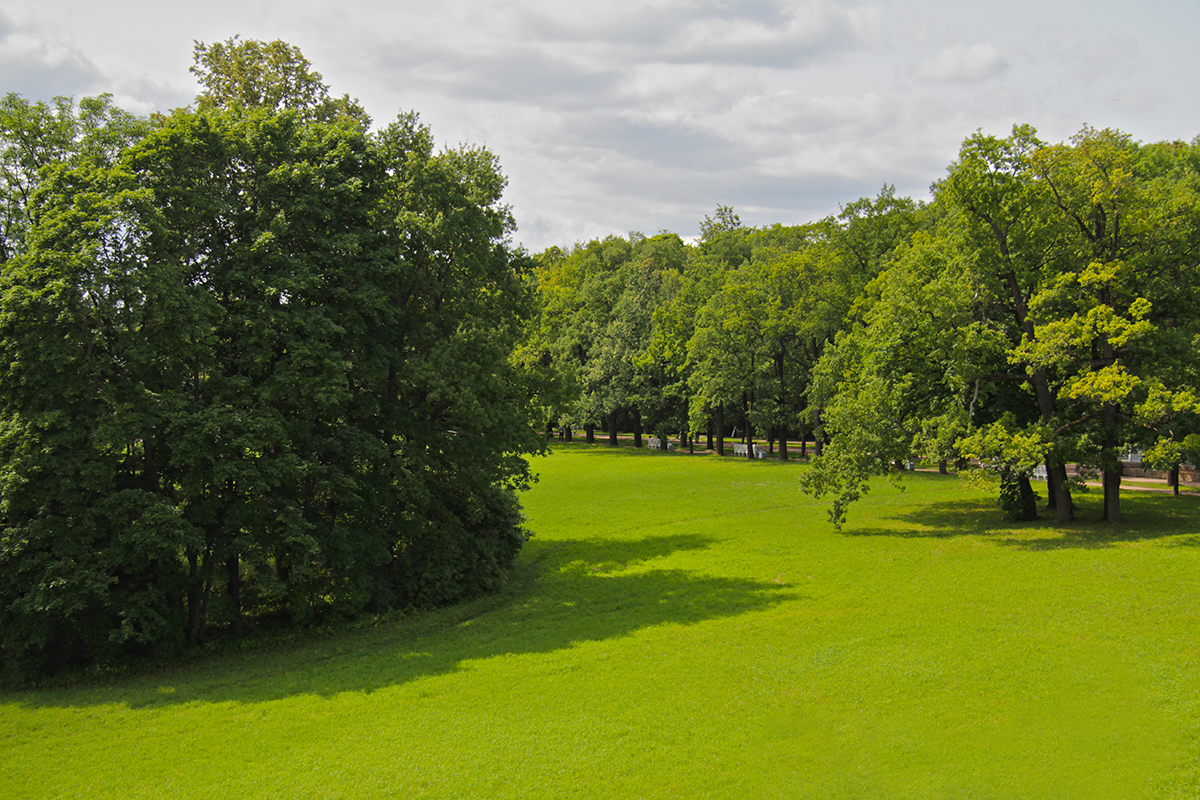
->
<box><xmin>3</xmin><ymin>443</ymin><xmax>1200</xmax><ymax>798</ymax></box>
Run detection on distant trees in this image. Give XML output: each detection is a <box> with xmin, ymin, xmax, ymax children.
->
<box><xmin>0</xmin><ymin>40</ymin><xmax>540</xmax><ymax>683</ymax></box>
<box><xmin>525</xmin><ymin>189</ymin><xmax>923</xmax><ymax>460</ymax></box>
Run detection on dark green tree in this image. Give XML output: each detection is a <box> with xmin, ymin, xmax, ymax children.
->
<box><xmin>0</xmin><ymin>42</ymin><xmax>541</xmax><ymax>683</ymax></box>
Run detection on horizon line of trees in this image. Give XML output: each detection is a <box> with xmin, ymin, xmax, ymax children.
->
<box><xmin>524</xmin><ymin>125</ymin><xmax>1200</xmax><ymax>528</ymax></box>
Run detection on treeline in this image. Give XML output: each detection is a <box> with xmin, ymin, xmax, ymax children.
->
<box><xmin>526</xmin><ymin>125</ymin><xmax>1200</xmax><ymax>527</ymax></box>
<box><xmin>523</xmin><ymin>192</ymin><xmax>922</xmax><ymax>452</ymax></box>
<box><xmin>0</xmin><ymin>40</ymin><xmax>542</xmax><ymax>683</ymax></box>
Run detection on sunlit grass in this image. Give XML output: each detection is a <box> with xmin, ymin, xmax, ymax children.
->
<box><xmin>3</xmin><ymin>443</ymin><xmax>1200</xmax><ymax>798</ymax></box>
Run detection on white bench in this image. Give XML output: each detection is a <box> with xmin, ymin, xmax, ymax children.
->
<box><xmin>733</xmin><ymin>443</ymin><xmax>766</xmax><ymax>459</ymax></box>
<box><xmin>647</xmin><ymin>437</ymin><xmax>674</xmax><ymax>451</ymax></box>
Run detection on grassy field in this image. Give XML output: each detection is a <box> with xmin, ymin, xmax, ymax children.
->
<box><xmin>3</xmin><ymin>444</ymin><xmax>1200</xmax><ymax>798</ymax></box>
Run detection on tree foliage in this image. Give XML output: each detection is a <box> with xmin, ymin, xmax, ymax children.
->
<box><xmin>0</xmin><ymin>43</ymin><xmax>539</xmax><ymax>683</ymax></box>
<box><xmin>801</xmin><ymin>125</ymin><xmax>1200</xmax><ymax>527</ymax></box>
<box><xmin>192</xmin><ymin>36</ymin><xmax>370</xmax><ymax>128</ymax></box>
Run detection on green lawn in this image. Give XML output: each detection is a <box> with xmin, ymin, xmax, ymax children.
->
<box><xmin>3</xmin><ymin>444</ymin><xmax>1200</xmax><ymax>798</ymax></box>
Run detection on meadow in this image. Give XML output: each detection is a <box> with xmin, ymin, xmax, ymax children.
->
<box><xmin>3</xmin><ymin>444</ymin><xmax>1199</xmax><ymax>798</ymax></box>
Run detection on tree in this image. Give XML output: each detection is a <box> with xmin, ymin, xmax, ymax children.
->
<box><xmin>0</xmin><ymin>42</ymin><xmax>540</xmax><ymax>683</ymax></box>
<box><xmin>192</xmin><ymin>37</ymin><xmax>370</xmax><ymax>128</ymax></box>
<box><xmin>0</xmin><ymin>93</ymin><xmax>145</xmax><ymax>264</ymax></box>
<box><xmin>936</xmin><ymin>125</ymin><xmax>1080</xmax><ymax>521</ymax></box>
<box><xmin>1015</xmin><ymin>128</ymin><xmax>1200</xmax><ymax>523</ymax></box>
<box><xmin>801</xmin><ymin>226</ymin><xmax>979</xmax><ymax>526</ymax></box>
<box><xmin>803</xmin><ymin>126</ymin><xmax>1200</xmax><ymax>528</ymax></box>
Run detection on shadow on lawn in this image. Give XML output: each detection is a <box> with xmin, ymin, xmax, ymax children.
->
<box><xmin>842</xmin><ymin>491</ymin><xmax>1200</xmax><ymax>550</ymax></box>
<box><xmin>16</xmin><ymin>532</ymin><xmax>795</xmax><ymax>710</ymax></box>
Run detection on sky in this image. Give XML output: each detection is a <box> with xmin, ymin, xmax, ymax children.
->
<box><xmin>2</xmin><ymin>0</ymin><xmax>1197</xmax><ymax>251</ymax></box>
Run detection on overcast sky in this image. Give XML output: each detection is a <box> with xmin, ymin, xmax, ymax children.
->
<box><xmin>2</xmin><ymin>0</ymin><xmax>1197</xmax><ymax>250</ymax></box>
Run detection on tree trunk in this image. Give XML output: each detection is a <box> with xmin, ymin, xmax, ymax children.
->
<box><xmin>1101</xmin><ymin>402</ymin><xmax>1121</xmax><ymax>525</ymax></box>
<box><xmin>633</xmin><ymin>409</ymin><xmax>642</xmax><ymax>448</ymax></box>
<box><xmin>1049</xmin><ymin>462</ymin><xmax>1072</xmax><ymax>522</ymax></box>
<box><xmin>1103</xmin><ymin>466</ymin><xmax>1122</xmax><ymax>523</ymax></box>
<box><xmin>938</xmin><ymin>459</ymin><xmax>948</xmax><ymax>475</ymax></box>
<box><xmin>1171</xmin><ymin>465</ymin><xmax>1181</xmax><ymax>497</ymax></box>
<box><xmin>585</xmin><ymin>424</ymin><xmax>595</xmax><ymax>444</ymax></box>
<box><xmin>1000</xmin><ymin>471</ymin><xmax>1038</xmax><ymax>521</ymax></box>
<box><xmin>1031</xmin><ymin>364</ymin><xmax>1073</xmax><ymax>521</ymax></box>
<box><xmin>778</xmin><ymin>427</ymin><xmax>788</xmax><ymax>461</ymax></box>
<box><xmin>715</xmin><ymin>407</ymin><xmax>725</xmax><ymax>456</ymax></box>
<box><xmin>187</xmin><ymin>550</ymin><xmax>201</xmax><ymax>648</ymax></box>
<box><xmin>227</xmin><ymin>552</ymin><xmax>243</xmax><ymax>638</ymax></box>
<box><xmin>608</xmin><ymin>412</ymin><xmax>618</xmax><ymax>447</ymax></box>
<box><xmin>706</xmin><ymin>420</ymin><xmax>714</xmax><ymax>451</ymax></box>
<box><xmin>1044</xmin><ymin>459</ymin><xmax>1057</xmax><ymax>510</ymax></box>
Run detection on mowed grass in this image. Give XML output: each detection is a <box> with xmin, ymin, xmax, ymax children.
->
<box><xmin>4</xmin><ymin>444</ymin><xmax>1200</xmax><ymax>798</ymax></box>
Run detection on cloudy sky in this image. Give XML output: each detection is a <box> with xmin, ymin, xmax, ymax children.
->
<box><xmin>2</xmin><ymin>0</ymin><xmax>1196</xmax><ymax>250</ymax></box>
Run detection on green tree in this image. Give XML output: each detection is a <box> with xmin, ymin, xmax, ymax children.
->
<box><xmin>1015</xmin><ymin>128</ymin><xmax>1200</xmax><ymax>523</ymax></box>
<box><xmin>0</xmin><ymin>42</ymin><xmax>541</xmax><ymax>683</ymax></box>
<box><xmin>192</xmin><ymin>36</ymin><xmax>370</xmax><ymax>128</ymax></box>
<box><xmin>804</xmin><ymin>126</ymin><xmax>1200</xmax><ymax>528</ymax></box>
<box><xmin>0</xmin><ymin>93</ymin><xmax>145</xmax><ymax>264</ymax></box>
<box><xmin>800</xmin><ymin>226</ymin><xmax>980</xmax><ymax>527</ymax></box>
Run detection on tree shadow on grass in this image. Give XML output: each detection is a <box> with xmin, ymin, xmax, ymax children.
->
<box><xmin>841</xmin><ymin>491</ymin><xmax>1200</xmax><ymax>551</ymax></box>
<box><xmin>12</xmin><ymin>532</ymin><xmax>796</xmax><ymax>710</ymax></box>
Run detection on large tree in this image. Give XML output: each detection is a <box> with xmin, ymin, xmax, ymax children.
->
<box><xmin>0</xmin><ymin>43</ymin><xmax>540</xmax><ymax>683</ymax></box>
<box><xmin>803</xmin><ymin>125</ymin><xmax>1200</xmax><ymax>527</ymax></box>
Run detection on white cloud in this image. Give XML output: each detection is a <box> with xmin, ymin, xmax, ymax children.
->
<box><xmin>0</xmin><ymin>6</ymin><xmax>101</xmax><ymax>97</ymax></box>
<box><xmin>664</xmin><ymin>1</ymin><xmax>885</xmax><ymax>66</ymax></box>
<box><xmin>913</xmin><ymin>43</ymin><xmax>1007</xmax><ymax>83</ymax></box>
<box><xmin>0</xmin><ymin>0</ymin><xmax>1196</xmax><ymax>250</ymax></box>
<box><xmin>1037</xmin><ymin>30</ymin><xmax>1144</xmax><ymax>86</ymax></box>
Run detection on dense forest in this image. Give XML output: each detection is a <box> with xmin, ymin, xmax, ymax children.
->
<box><xmin>2</xmin><ymin>37</ymin><xmax>1198</xmax><ymax>683</ymax></box>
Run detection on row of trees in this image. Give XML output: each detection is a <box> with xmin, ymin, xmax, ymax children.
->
<box><xmin>0</xmin><ymin>40</ymin><xmax>542</xmax><ymax>682</ymax></box>
<box><xmin>527</xmin><ymin>126</ymin><xmax>1200</xmax><ymax>528</ymax></box>
<box><xmin>522</xmin><ymin>190</ymin><xmax>922</xmax><ymax>459</ymax></box>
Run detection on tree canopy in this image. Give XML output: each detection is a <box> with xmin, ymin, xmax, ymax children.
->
<box><xmin>0</xmin><ymin>41</ymin><xmax>540</xmax><ymax>683</ymax></box>
<box><xmin>798</xmin><ymin>125</ymin><xmax>1200</xmax><ymax>527</ymax></box>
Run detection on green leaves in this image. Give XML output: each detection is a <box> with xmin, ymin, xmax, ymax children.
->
<box><xmin>802</xmin><ymin>124</ymin><xmax>1200</xmax><ymax>527</ymax></box>
<box><xmin>192</xmin><ymin>37</ymin><xmax>370</xmax><ymax>129</ymax></box>
<box><xmin>0</xmin><ymin>45</ymin><xmax>541</xmax><ymax>683</ymax></box>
